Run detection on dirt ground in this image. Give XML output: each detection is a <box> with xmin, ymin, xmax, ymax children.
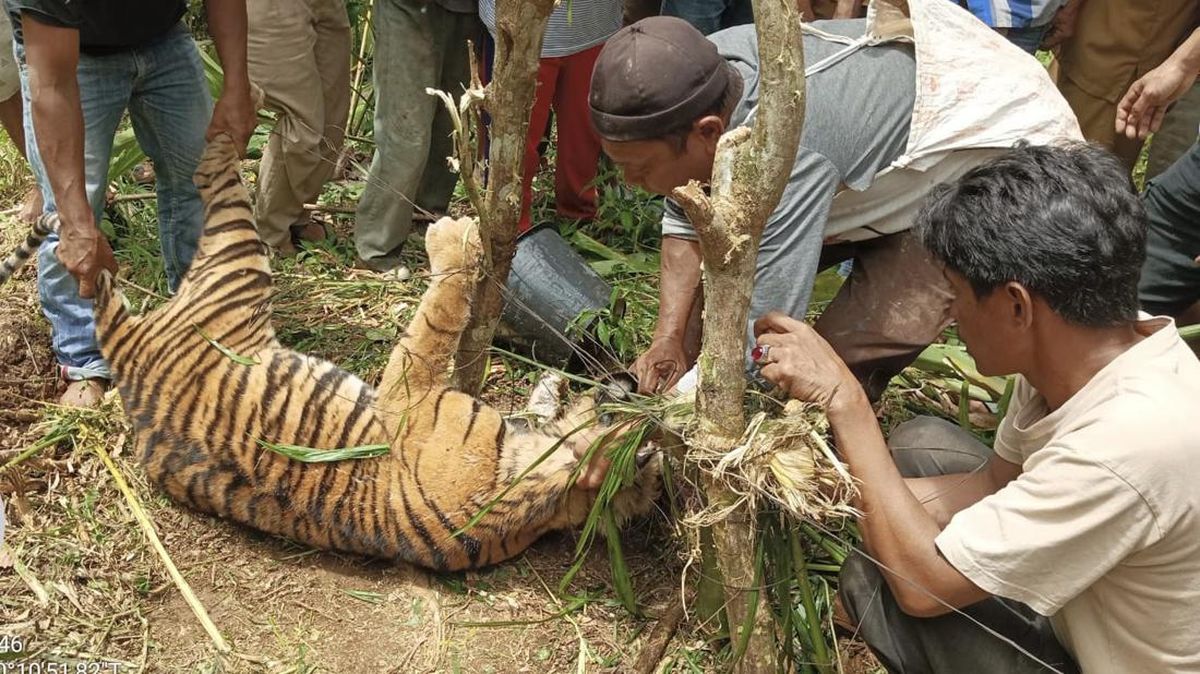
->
<box><xmin>0</xmin><ymin>216</ymin><xmax>881</xmax><ymax>673</ymax></box>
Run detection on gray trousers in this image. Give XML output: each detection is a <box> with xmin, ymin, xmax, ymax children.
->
<box><xmin>354</xmin><ymin>0</ymin><xmax>479</xmax><ymax>269</ymax></box>
<box><xmin>1138</xmin><ymin>142</ymin><xmax>1200</xmax><ymax>318</ymax></box>
<box><xmin>1146</xmin><ymin>84</ymin><xmax>1200</xmax><ymax>182</ymax></box>
<box><xmin>839</xmin><ymin>417</ymin><xmax>1081</xmax><ymax>674</ymax></box>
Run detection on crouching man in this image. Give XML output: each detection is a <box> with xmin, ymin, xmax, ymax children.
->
<box><xmin>590</xmin><ymin>1</ymin><xmax>1081</xmax><ymax>400</ymax></box>
<box><xmin>753</xmin><ymin>143</ymin><xmax>1200</xmax><ymax>673</ymax></box>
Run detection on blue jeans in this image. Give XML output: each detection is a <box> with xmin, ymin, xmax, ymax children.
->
<box><xmin>1002</xmin><ymin>24</ymin><xmax>1049</xmax><ymax>55</ymax></box>
<box><xmin>19</xmin><ymin>23</ymin><xmax>212</xmax><ymax>381</ymax></box>
<box><xmin>660</xmin><ymin>0</ymin><xmax>753</xmax><ymax>35</ymax></box>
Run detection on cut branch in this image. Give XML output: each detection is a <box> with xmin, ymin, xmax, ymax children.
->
<box><xmin>675</xmin><ymin>0</ymin><xmax>806</xmax><ymax>671</ymax></box>
<box><xmin>452</xmin><ymin>0</ymin><xmax>558</xmax><ymax>392</ymax></box>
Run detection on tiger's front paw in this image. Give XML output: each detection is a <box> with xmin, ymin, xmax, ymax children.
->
<box><xmin>425</xmin><ymin>216</ymin><xmax>483</xmax><ymax>276</ymax></box>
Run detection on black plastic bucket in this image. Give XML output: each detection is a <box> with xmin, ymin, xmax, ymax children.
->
<box><xmin>498</xmin><ymin>226</ymin><xmax>615</xmax><ymax>366</ymax></box>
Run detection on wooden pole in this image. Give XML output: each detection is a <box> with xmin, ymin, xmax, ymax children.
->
<box><xmin>452</xmin><ymin>0</ymin><xmax>558</xmax><ymax>392</ymax></box>
<box><xmin>672</xmin><ymin>1</ymin><xmax>806</xmax><ymax>670</ymax></box>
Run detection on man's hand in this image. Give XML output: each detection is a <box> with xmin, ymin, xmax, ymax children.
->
<box><xmin>207</xmin><ymin>82</ymin><xmax>256</xmax><ymax>154</ymax></box>
<box><xmin>1116</xmin><ymin>63</ymin><xmax>1197</xmax><ymax>141</ymax></box>
<box><xmin>753</xmin><ymin>311</ymin><xmax>860</xmax><ymax>409</ymax></box>
<box><xmin>833</xmin><ymin>0</ymin><xmax>862</xmax><ymax>19</ymax></box>
<box><xmin>204</xmin><ymin>0</ymin><xmax>255</xmax><ymax>154</ymax></box>
<box><xmin>632</xmin><ymin>335</ymin><xmax>690</xmax><ymax>394</ymax></box>
<box><xmin>1039</xmin><ymin>0</ymin><xmax>1084</xmax><ymax>50</ymax></box>
<box><xmin>56</xmin><ymin>220</ymin><xmax>118</xmax><ymax>299</ymax></box>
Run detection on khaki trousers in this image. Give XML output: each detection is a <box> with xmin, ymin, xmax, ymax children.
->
<box><xmin>248</xmin><ymin>0</ymin><xmax>352</xmax><ymax>249</ymax></box>
<box><xmin>1056</xmin><ymin>0</ymin><xmax>1197</xmax><ymax>169</ymax></box>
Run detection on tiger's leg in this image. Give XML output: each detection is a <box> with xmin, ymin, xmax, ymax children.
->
<box><xmin>163</xmin><ymin>133</ymin><xmax>276</xmax><ymax>355</ymax></box>
<box><xmin>376</xmin><ymin>216</ymin><xmax>482</xmax><ymax>421</ymax></box>
<box><xmin>92</xmin><ymin>270</ymin><xmax>138</xmax><ymax>358</ymax></box>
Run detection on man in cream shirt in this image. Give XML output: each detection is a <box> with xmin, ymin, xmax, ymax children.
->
<box><xmin>750</xmin><ymin>142</ymin><xmax>1200</xmax><ymax>672</ymax></box>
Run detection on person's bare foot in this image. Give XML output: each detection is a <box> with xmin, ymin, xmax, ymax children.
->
<box><xmin>59</xmin><ymin>379</ymin><xmax>109</xmax><ymax>408</ymax></box>
<box><xmin>18</xmin><ymin>186</ymin><xmax>42</xmax><ymax>226</ymax></box>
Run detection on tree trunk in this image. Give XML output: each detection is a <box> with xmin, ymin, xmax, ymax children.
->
<box><xmin>673</xmin><ymin>0</ymin><xmax>806</xmax><ymax>671</ymax></box>
<box><xmin>453</xmin><ymin>0</ymin><xmax>557</xmax><ymax>392</ymax></box>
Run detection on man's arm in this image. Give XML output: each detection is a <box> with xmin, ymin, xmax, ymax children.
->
<box><xmin>833</xmin><ymin>0</ymin><xmax>862</xmax><ymax>19</ymax></box>
<box><xmin>631</xmin><ymin>235</ymin><xmax>703</xmax><ymax>394</ymax></box>
<box><xmin>1116</xmin><ymin>27</ymin><xmax>1200</xmax><ymax>140</ymax></box>
<box><xmin>754</xmin><ymin>313</ymin><xmax>996</xmax><ymax>616</ymax></box>
<box><xmin>204</xmin><ymin>0</ymin><xmax>255</xmax><ymax>151</ymax></box>
<box><xmin>1039</xmin><ymin>0</ymin><xmax>1086</xmax><ymax>49</ymax></box>
<box><xmin>23</xmin><ymin>13</ymin><xmax>116</xmax><ymax>298</ymax></box>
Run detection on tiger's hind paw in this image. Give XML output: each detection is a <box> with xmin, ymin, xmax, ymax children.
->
<box><xmin>425</xmin><ymin>216</ymin><xmax>483</xmax><ymax>276</ymax></box>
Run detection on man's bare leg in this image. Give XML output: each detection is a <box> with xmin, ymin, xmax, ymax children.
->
<box><xmin>0</xmin><ymin>91</ymin><xmax>44</xmax><ymax>224</ymax></box>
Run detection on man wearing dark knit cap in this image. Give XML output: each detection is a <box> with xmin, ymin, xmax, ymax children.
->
<box><xmin>590</xmin><ymin>7</ymin><xmax>1080</xmax><ymax>398</ymax></box>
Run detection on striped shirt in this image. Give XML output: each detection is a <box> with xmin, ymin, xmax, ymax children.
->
<box><xmin>962</xmin><ymin>0</ymin><xmax>1066</xmax><ymax>28</ymax></box>
<box><xmin>479</xmin><ymin>0</ymin><xmax>623</xmax><ymax>58</ymax></box>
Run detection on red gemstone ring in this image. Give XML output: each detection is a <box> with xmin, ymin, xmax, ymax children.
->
<box><xmin>751</xmin><ymin>344</ymin><xmax>771</xmax><ymax>364</ymax></box>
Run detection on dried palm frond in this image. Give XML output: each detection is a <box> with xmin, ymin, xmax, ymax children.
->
<box><xmin>680</xmin><ymin>398</ymin><xmax>858</xmax><ymax>529</ymax></box>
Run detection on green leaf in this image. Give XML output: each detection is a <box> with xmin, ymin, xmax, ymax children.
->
<box><xmin>343</xmin><ymin>589</ymin><xmax>384</xmax><ymax>604</ymax></box>
<box><xmin>957</xmin><ymin>377</ymin><xmax>972</xmax><ymax>431</ymax></box>
<box><xmin>364</xmin><ymin>327</ymin><xmax>396</xmax><ymax>342</ymax></box>
<box><xmin>603</xmin><ymin>508</ymin><xmax>638</xmax><ymax>614</ymax></box>
<box><xmin>193</xmin><ymin>326</ymin><xmax>260</xmax><ymax>365</ymax></box>
<box><xmin>256</xmin><ymin>439</ymin><xmax>390</xmax><ymax>462</ymax></box>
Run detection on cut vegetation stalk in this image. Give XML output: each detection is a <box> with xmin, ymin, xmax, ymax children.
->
<box><xmin>92</xmin><ymin>440</ymin><xmax>232</xmax><ymax>655</ymax></box>
<box><xmin>789</xmin><ymin>530</ymin><xmax>832</xmax><ymax>674</ymax></box>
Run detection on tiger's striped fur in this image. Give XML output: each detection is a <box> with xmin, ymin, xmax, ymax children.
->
<box><xmin>90</xmin><ymin>134</ymin><xmax>659</xmax><ymax>572</ymax></box>
<box><xmin>0</xmin><ymin>212</ymin><xmax>55</xmax><ymax>288</ymax></box>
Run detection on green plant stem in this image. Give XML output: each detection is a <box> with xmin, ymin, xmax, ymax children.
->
<box><xmin>731</xmin><ymin>540</ymin><xmax>766</xmax><ymax>663</ymax></box>
<box><xmin>800</xmin><ymin>523</ymin><xmax>848</xmax><ymax>566</ymax></box>
<box><xmin>789</xmin><ymin>532</ymin><xmax>832</xmax><ymax>674</ymax></box>
<box><xmin>1</xmin><ymin>427</ymin><xmax>71</xmax><ymax>474</ymax></box>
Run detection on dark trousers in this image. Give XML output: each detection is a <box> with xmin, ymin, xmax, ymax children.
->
<box><xmin>1138</xmin><ymin>142</ymin><xmax>1200</xmax><ymax>318</ymax></box>
<box><xmin>660</xmin><ymin>0</ymin><xmax>753</xmax><ymax>34</ymax></box>
<box><xmin>838</xmin><ymin>417</ymin><xmax>1081</xmax><ymax>674</ymax></box>
<box><xmin>816</xmin><ymin>231</ymin><xmax>954</xmax><ymax>402</ymax></box>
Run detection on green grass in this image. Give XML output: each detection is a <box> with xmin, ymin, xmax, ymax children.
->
<box><xmin>0</xmin><ymin>135</ymin><xmax>32</xmax><ymax>206</ymax></box>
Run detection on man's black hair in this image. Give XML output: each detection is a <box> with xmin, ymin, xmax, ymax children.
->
<box><xmin>916</xmin><ymin>142</ymin><xmax>1146</xmax><ymax>327</ymax></box>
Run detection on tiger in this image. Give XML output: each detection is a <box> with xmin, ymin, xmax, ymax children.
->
<box><xmin>55</xmin><ymin>132</ymin><xmax>658</xmax><ymax>572</ymax></box>
<box><xmin>0</xmin><ymin>210</ymin><xmax>54</xmax><ymax>288</ymax></box>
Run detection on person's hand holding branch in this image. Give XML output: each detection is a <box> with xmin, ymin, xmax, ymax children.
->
<box><xmin>752</xmin><ymin>311</ymin><xmax>865</xmax><ymax>413</ymax></box>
